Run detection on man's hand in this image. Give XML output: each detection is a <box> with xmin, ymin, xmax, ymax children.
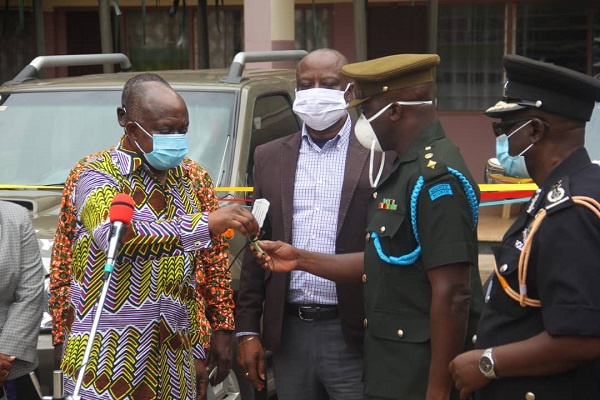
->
<box><xmin>208</xmin><ymin>204</ymin><xmax>259</xmax><ymax>238</ymax></box>
<box><xmin>205</xmin><ymin>330</ymin><xmax>234</xmax><ymax>385</ymax></box>
<box><xmin>0</xmin><ymin>354</ymin><xmax>15</xmax><ymax>386</ymax></box>
<box><xmin>195</xmin><ymin>359</ymin><xmax>209</xmax><ymax>400</ymax></box>
<box><xmin>449</xmin><ymin>349</ymin><xmax>489</xmax><ymax>400</ymax></box>
<box><xmin>250</xmin><ymin>240</ymin><xmax>300</xmax><ymax>273</ymax></box>
<box><xmin>236</xmin><ymin>335</ymin><xmax>266</xmax><ymax>392</ymax></box>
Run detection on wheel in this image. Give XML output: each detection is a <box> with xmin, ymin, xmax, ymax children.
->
<box><xmin>208</xmin><ymin>369</ymin><xmax>242</xmax><ymax>400</ymax></box>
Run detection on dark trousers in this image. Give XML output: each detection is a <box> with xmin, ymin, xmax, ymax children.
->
<box><xmin>2</xmin><ymin>370</ymin><xmax>40</xmax><ymax>400</ymax></box>
<box><xmin>272</xmin><ymin>313</ymin><xmax>364</xmax><ymax>400</ymax></box>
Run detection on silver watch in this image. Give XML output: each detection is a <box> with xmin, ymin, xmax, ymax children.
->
<box><xmin>479</xmin><ymin>347</ymin><xmax>499</xmax><ymax>379</ymax></box>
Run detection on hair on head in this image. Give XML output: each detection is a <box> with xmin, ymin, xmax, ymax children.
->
<box><xmin>122</xmin><ymin>73</ymin><xmax>171</xmax><ymax>120</ymax></box>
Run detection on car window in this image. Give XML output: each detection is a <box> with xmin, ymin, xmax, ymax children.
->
<box><xmin>0</xmin><ymin>90</ymin><xmax>122</xmax><ymax>186</ymax></box>
<box><xmin>247</xmin><ymin>93</ymin><xmax>300</xmax><ymax>186</ymax></box>
<box><xmin>181</xmin><ymin>90</ymin><xmax>236</xmax><ymax>180</ymax></box>
<box><xmin>0</xmin><ymin>89</ymin><xmax>236</xmax><ymax>186</ymax></box>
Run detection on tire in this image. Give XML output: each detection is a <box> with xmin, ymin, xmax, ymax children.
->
<box><xmin>208</xmin><ymin>369</ymin><xmax>242</xmax><ymax>400</ymax></box>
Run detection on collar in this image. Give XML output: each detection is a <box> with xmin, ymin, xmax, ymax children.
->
<box><xmin>115</xmin><ymin>135</ymin><xmax>186</xmax><ymax>179</ymax></box>
<box><xmin>523</xmin><ymin>147</ymin><xmax>592</xmax><ymax>216</ymax></box>
<box><xmin>396</xmin><ymin>119</ymin><xmax>446</xmax><ymax>165</ymax></box>
<box><xmin>540</xmin><ymin>147</ymin><xmax>592</xmax><ymax>192</ymax></box>
<box><xmin>300</xmin><ymin>114</ymin><xmax>351</xmax><ymax>150</ymax></box>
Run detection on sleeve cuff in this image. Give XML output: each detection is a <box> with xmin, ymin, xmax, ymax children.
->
<box><xmin>544</xmin><ymin>304</ymin><xmax>600</xmax><ymax>336</ymax></box>
<box><xmin>236</xmin><ymin>331</ymin><xmax>260</xmax><ymax>337</ymax></box>
<box><xmin>179</xmin><ymin>213</ymin><xmax>212</xmax><ymax>252</ymax></box>
<box><xmin>192</xmin><ymin>343</ymin><xmax>206</xmax><ymax>360</ymax></box>
<box><xmin>422</xmin><ymin>241</ymin><xmax>477</xmax><ymax>270</ymax></box>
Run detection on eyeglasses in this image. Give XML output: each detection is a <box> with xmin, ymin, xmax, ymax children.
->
<box><xmin>492</xmin><ymin>118</ymin><xmax>532</xmax><ymax>137</ymax></box>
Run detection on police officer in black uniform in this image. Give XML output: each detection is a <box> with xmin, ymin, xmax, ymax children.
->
<box><xmin>450</xmin><ymin>55</ymin><xmax>600</xmax><ymax>400</ymax></box>
<box><xmin>252</xmin><ymin>54</ymin><xmax>484</xmax><ymax>400</ymax></box>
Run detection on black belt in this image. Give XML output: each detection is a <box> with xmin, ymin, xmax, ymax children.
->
<box><xmin>286</xmin><ymin>304</ymin><xmax>339</xmax><ymax>321</ymax></box>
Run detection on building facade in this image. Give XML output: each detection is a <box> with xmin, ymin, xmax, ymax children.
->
<box><xmin>1</xmin><ymin>0</ymin><xmax>598</xmax><ymax>180</ymax></box>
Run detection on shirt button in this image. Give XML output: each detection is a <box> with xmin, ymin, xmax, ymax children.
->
<box><xmin>380</xmin><ymin>226</ymin><xmax>386</xmax><ymax>234</ymax></box>
<box><xmin>372</xmin><ymin>192</ymin><xmax>378</xmax><ymax>199</ymax></box>
<box><xmin>472</xmin><ymin>334</ymin><xmax>477</xmax><ymax>344</ymax></box>
<box><xmin>525</xmin><ymin>392</ymin><xmax>536</xmax><ymax>400</ymax></box>
<box><xmin>500</xmin><ymin>264</ymin><xmax>508</xmax><ymax>273</ymax></box>
<box><xmin>194</xmin><ymin>241</ymin><xmax>202</xmax><ymax>248</ymax></box>
<box><xmin>365</xmin><ymin>233</ymin><xmax>371</xmax><ymax>242</ymax></box>
<box><xmin>363</xmin><ymin>318</ymin><xmax>368</xmax><ymax>328</ymax></box>
<box><xmin>396</xmin><ymin>329</ymin><xmax>404</xmax><ymax>338</ymax></box>
<box><xmin>362</xmin><ymin>274</ymin><xmax>367</xmax><ymax>284</ymax></box>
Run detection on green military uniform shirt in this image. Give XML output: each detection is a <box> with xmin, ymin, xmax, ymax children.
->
<box><xmin>362</xmin><ymin>119</ymin><xmax>484</xmax><ymax>399</ymax></box>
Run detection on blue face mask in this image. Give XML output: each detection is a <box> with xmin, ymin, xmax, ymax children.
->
<box><xmin>134</xmin><ymin>121</ymin><xmax>188</xmax><ymax>170</ymax></box>
<box><xmin>495</xmin><ymin>119</ymin><xmax>533</xmax><ymax>178</ymax></box>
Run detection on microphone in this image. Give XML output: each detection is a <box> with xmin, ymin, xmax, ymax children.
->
<box><xmin>104</xmin><ymin>194</ymin><xmax>135</xmax><ymax>274</ymax></box>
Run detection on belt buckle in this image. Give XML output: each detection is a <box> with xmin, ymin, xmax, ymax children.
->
<box><xmin>298</xmin><ymin>306</ymin><xmax>314</xmax><ymax>321</ymax></box>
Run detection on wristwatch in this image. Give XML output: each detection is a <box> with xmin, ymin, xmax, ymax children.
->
<box><xmin>479</xmin><ymin>347</ymin><xmax>499</xmax><ymax>379</ymax></box>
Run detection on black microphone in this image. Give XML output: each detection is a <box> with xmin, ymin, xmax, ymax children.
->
<box><xmin>104</xmin><ymin>194</ymin><xmax>135</xmax><ymax>274</ymax></box>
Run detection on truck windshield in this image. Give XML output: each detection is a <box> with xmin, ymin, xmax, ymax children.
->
<box><xmin>0</xmin><ymin>89</ymin><xmax>235</xmax><ymax>186</ymax></box>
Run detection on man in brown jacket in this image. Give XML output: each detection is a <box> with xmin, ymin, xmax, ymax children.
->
<box><xmin>235</xmin><ymin>48</ymin><xmax>391</xmax><ymax>400</ymax></box>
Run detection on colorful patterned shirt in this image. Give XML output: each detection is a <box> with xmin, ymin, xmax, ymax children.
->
<box><xmin>49</xmin><ymin>149</ymin><xmax>234</xmax><ymax>351</ymax></box>
<box><xmin>60</xmin><ymin>138</ymin><xmax>229</xmax><ymax>399</ymax></box>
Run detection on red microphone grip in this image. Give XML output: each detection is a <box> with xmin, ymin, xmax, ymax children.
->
<box><xmin>109</xmin><ymin>193</ymin><xmax>135</xmax><ymax>224</ymax></box>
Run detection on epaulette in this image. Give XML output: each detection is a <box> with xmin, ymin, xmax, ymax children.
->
<box><xmin>417</xmin><ymin>142</ymin><xmax>448</xmax><ymax>181</ymax></box>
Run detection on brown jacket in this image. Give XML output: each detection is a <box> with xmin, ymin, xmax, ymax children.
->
<box><xmin>235</xmin><ymin>125</ymin><xmax>391</xmax><ymax>353</ymax></box>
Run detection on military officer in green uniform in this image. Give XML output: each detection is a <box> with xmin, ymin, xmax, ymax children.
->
<box><xmin>449</xmin><ymin>55</ymin><xmax>600</xmax><ymax>400</ymax></box>
<box><xmin>252</xmin><ymin>54</ymin><xmax>484</xmax><ymax>400</ymax></box>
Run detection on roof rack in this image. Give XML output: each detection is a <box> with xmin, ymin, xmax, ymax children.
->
<box><xmin>220</xmin><ymin>50</ymin><xmax>307</xmax><ymax>84</ymax></box>
<box><xmin>4</xmin><ymin>53</ymin><xmax>133</xmax><ymax>85</ymax></box>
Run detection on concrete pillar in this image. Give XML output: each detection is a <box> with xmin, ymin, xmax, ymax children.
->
<box><xmin>99</xmin><ymin>0</ymin><xmax>114</xmax><ymax>73</ymax></box>
<box><xmin>353</xmin><ymin>0</ymin><xmax>367</xmax><ymax>62</ymax></box>
<box><xmin>244</xmin><ymin>0</ymin><xmax>295</xmax><ymax>68</ymax></box>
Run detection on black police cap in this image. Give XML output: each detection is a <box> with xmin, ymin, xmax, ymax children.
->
<box><xmin>485</xmin><ymin>55</ymin><xmax>600</xmax><ymax>121</ymax></box>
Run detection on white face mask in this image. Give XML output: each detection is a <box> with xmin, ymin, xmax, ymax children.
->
<box><xmin>293</xmin><ymin>87</ymin><xmax>348</xmax><ymax>131</ymax></box>
<box><xmin>354</xmin><ymin>100</ymin><xmax>433</xmax><ymax>152</ymax></box>
<box><xmin>354</xmin><ymin>100</ymin><xmax>432</xmax><ymax>187</ymax></box>
<box><xmin>354</xmin><ymin>108</ymin><xmax>386</xmax><ymax>188</ymax></box>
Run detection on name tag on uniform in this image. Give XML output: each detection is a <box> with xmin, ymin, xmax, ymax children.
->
<box><xmin>429</xmin><ymin>183</ymin><xmax>453</xmax><ymax>201</ymax></box>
